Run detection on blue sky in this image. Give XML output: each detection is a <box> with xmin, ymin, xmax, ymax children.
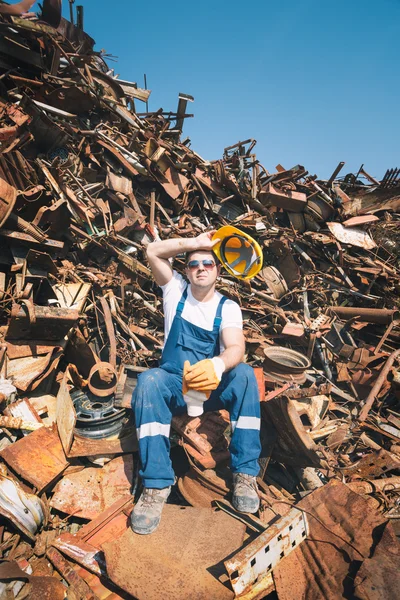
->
<box><xmin>62</xmin><ymin>1</ymin><xmax>399</xmax><ymax>180</ymax></box>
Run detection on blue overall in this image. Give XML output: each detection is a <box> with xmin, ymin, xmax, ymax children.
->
<box><xmin>132</xmin><ymin>286</ymin><xmax>261</xmax><ymax>489</ymax></box>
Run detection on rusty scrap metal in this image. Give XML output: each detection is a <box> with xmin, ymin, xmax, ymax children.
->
<box><xmin>0</xmin><ymin>5</ymin><xmax>399</xmax><ymax>599</ymax></box>
<box><xmin>102</xmin><ymin>504</ymin><xmax>246</xmax><ymax>600</ymax></box>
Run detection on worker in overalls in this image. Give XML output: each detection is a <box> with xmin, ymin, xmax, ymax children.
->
<box><xmin>131</xmin><ymin>230</ymin><xmax>261</xmax><ymax>535</ymax></box>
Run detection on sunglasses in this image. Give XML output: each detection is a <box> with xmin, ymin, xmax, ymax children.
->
<box><xmin>187</xmin><ymin>259</ymin><xmax>216</xmax><ymax>270</ymax></box>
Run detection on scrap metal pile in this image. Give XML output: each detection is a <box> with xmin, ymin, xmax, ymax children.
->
<box><xmin>0</xmin><ymin>4</ymin><xmax>399</xmax><ymax>600</ymax></box>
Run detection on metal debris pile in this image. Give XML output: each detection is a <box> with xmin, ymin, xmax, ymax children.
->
<box><xmin>0</xmin><ymin>4</ymin><xmax>399</xmax><ymax>600</ymax></box>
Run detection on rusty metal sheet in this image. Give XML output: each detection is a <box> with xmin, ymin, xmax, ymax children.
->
<box><xmin>259</xmin><ymin>182</ymin><xmax>307</xmax><ymax>211</ymax></box>
<box><xmin>6</xmin><ymin>347</ymin><xmax>63</xmax><ymax>391</ymax></box>
<box><xmin>343</xmin><ymin>215</ymin><xmax>380</xmax><ymax>227</ymax></box>
<box><xmin>51</xmin><ymin>455</ymin><xmax>134</xmax><ymax>519</ymax></box>
<box><xmin>74</xmin><ymin>563</ymin><xmax>128</xmax><ymax>600</ymax></box>
<box><xmin>5</xmin><ymin>339</ymin><xmax>62</xmax><ymax>359</ymax></box>
<box><xmin>353</xmin><ymin>523</ymin><xmax>400</xmax><ymax>599</ymax></box>
<box><xmin>178</xmin><ymin>463</ymin><xmax>230</xmax><ymax>508</ymax></box>
<box><xmin>3</xmin><ymin>398</ymin><xmax>42</xmax><ymax>425</ymax></box>
<box><xmin>0</xmin><ymin>560</ymin><xmax>66</xmax><ymax>600</ymax></box>
<box><xmin>327</xmin><ymin>222</ymin><xmax>376</xmax><ymax>248</ymax></box>
<box><xmin>341</xmin><ymin>448</ymin><xmax>400</xmax><ymax>479</ymax></box>
<box><xmin>53</xmin><ymin>282</ymin><xmax>91</xmax><ymax>311</ymax></box>
<box><xmin>102</xmin><ymin>504</ymin><xmax>246</xmax><ymax>600</ymax></box>
<box><xmin>7</xmin><ymin>303</ymin><xmax>79</xmax><ymax>340</ymax></box>
<box><xmin>290</xmin><ymin>395</ymin><xmax>330</xmax><ymax>430</ymax></box>
<box><xmin>273</xmin><ymin>480</ymin><xmax>390</xmax><ymax>600</ymax></box>
<box><xmin>67</xmin><ymin>427</ymin><xmax>137</xmax><ymax>458</ymax></box>
<box><xmin>0</xmin><ymin>424</ymin><xmax>68</xmax><ymax>492</ymax></box>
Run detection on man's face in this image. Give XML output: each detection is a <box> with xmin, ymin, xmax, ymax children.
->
<box><xmin>185</xmin><ymin>250</ymin><xmax>220</xmax><ymax>289</ymax></box>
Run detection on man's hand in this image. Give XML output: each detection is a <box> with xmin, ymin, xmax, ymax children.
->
<box><xmin>183</xmin><ymin>357</ymin><xmax>225</xmax><ymax>392</ymax></box>
<box><xmin>194</xmin><ymin>230</ymin><xmax>220</xmax><ymax>251</ymax></box>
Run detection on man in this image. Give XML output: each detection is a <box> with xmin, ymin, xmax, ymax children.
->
<box><xmin>131</xmin><ymin>230</ymin><xmax>261</xmax><ymax>535</ymax></box>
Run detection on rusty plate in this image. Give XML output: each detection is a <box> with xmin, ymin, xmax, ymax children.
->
<box><xmin>354</xmin><ymin>523</ymin><xmax>400</xmax><ymax>599</ymax></box>
<box><xmin>273</xmin><ymin>480</ymin><xmax>390</xmax><ymax>600</ymax></box>
<box><xmin>50</xmin><ymin>455</ymin><xmax>134</xmax><ymax>519</ymax></box>
<box><xmin>0</xmin><ymin>424</ymin><xmax>68</xmax><ymax>492</ymax></box>
<box><xmin>340</xmin><ymin>448</ymin><xmax>400</xmax><ymax>479</ymax></box>
<box><xmin>6</xmin><ymin>348</ymin><xmax>63</xmax><ymax>392</ymax></box>
<box><xmin>102</xmin><ymin>504</ymin><xmax>246</xmax><ymax>600</ymax></box>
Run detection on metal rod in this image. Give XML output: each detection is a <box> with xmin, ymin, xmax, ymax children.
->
<box><xmin>358</xmin><ymin>349</ymin><xmax>400</xmax><ymax>422</ymax></box>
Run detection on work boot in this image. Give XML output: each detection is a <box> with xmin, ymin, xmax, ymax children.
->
<box><xmin>130</xmin><ymin>486</ymin><xmax>171</xmax><ymax>535</ymax></box>
<box><xmin>232</xmin><ymin>473</ymin><xmax>260</xmax><ymax>514</ymax></box>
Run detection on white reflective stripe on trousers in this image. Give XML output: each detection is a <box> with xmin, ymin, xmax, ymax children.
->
<box><xmin>136</xmin><ymin>421</ymin><xmax>171</xmax><ymax>439</ymax></box>
<box><xmin>231</xmin><ymin>416</ymin><xmax>261</xmax><ymax>432</ymax></box>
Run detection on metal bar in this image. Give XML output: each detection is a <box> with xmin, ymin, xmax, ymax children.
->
<box><xmin>358</xmin><ymin>349</ymin><xmax>400</xmax><ymax>422</ymax></box>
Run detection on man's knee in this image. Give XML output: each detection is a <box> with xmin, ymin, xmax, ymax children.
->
<box><xmin>137</xmin><ymin>368</ymin><xmax>166</xmax><ymax>389</ymax></box>
<box><xmin>231</xmin><ymin>362</ymin><xmax>256</xmax><ymax>381</ymax></box>
<box><xmin>132</xmin><ymin>368</ymin><xmax>167</xmax><ymax>409</ymax></box>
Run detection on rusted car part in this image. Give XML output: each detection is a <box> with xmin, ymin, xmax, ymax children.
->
<box><xmin>262</xmin><ymin>395</ymin><xmax>327</xmax><ymax>468</ymax></box>
<box><xmin>225</xmin><ymin>507</ymin><xmax>308</xmax><ymax>599</ymax></box>
<box><xmin>50</xmin><ymin>455</ymin><xmax>134</xmax><ymax>520</ymax></box>
<box><xmin>263</xmin><ymin>347</ymin><xmax>311</xmax><ymax>385</ymax></box>
<box><xmin>0</xmin><ymin>464</ymin><xmax>45</xmax><ymax>539</ymax></box>
<box><xmin>71</xmin><ymin>388</ymin><xmax>127</xmax><ymax>439</ymax></box>
<box><xmin>261</xmin><ymin>266</ymin><xmax>288</xmax><ymax>299</ymax></box>
<box><xmin>56</xmin><ymin>372</ymin><xmax>137</xmax><ymax>458</ymax></box>
<box><xmin>102</xmin><ymin>504</ymin><xmax>246</xmax><ymax>600</ymax></box>
<box><xmin>0</xmin><ymin>177</ymin><xmax>17</xmax><ymax>226</ymax></box>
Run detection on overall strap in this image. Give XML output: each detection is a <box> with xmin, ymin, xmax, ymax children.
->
<box><xmin>176</xmin><ymin>287</ymin><xmax>188</xmax><ymax>316</ymax></box>
<box><xmin>213</xmin><ymin>296</ymin><xmax>228</xmax><ymax>331</ymax></box>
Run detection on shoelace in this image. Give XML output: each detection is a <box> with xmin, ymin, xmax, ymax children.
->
<box><xmin>235</xmin><ymin>474</ymin><xmax>257</xmax><ymax>489</ymax></box>
<box><xmin>140</xmin><ymin>489</ymin><xmax>161</xmax><ymax>508</ymax></box>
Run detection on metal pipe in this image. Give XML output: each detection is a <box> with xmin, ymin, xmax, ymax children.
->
<box><xmin>328</xmin><ymin>306</ymin><xmax>399</xmax><ymax>325</ymax></box>
<box><xmin>358</xmin><ymin>348</ymin><xmax>400</xmax><ymax>422</ymax></box>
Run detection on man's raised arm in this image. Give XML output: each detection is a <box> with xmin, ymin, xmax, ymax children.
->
<box><xmin>146</xmin><ymin>231</ymin><xmax>218</xmax><ymax>286</ymax></box>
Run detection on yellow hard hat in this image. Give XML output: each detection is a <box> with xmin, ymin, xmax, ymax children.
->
<box><xmin>212</xmin><ymin>226</ymin><xmax>263</xmax><ymax>280</ymax></box>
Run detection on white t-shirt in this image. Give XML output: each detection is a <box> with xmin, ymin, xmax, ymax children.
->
<box><xmin>160</xmin><ymin>271</ymin><xmax>243</xmax><ymax>352</ymax></box>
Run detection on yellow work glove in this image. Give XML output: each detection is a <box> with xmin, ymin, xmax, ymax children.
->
<box><xmin>183</xmin><ymin>357</ymin><xmax>225</xmax><ymax>393</ymax></box>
